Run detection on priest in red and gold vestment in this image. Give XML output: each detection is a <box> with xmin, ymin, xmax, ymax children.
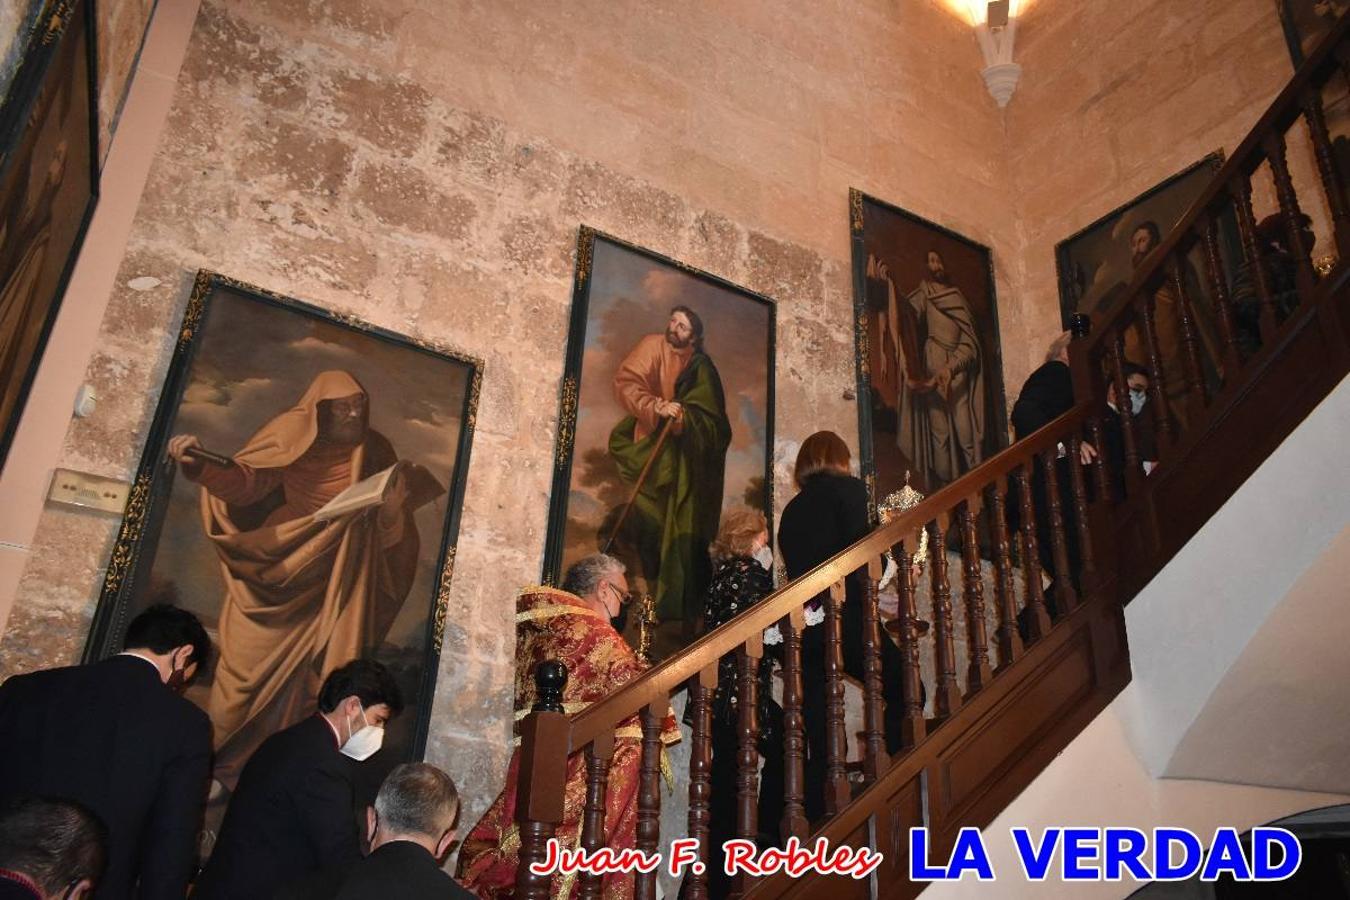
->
<box><xmin>456</xmin><ymin>554</ymin><xmax>680</xmax><ymax>899</ymax></box>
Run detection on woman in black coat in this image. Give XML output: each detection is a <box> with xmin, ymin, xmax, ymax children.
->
<box><xmin>774</xmin><ymin>431</ymin><xmax>919</xmax><ymax>823</ymax></box>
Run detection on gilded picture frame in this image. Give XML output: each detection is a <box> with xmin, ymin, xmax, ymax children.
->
<box><xmin>850</xmin><ymin>189</ymin><xmax>1009</xmax><ymax>507</ymax></box>
<box><xmin>542</xmin><ymin>227</ymin><xmax>777</xmax><ymax>663</ymax></box>
<box><xmin>84</xmin><ymin>271</ymin><xmax>482</xmax><ymax>843</ymax></box>
<box><xmin>0</xmin><ymin>0</ymin><xmax>100</xmax><ymax>468</ymax></box>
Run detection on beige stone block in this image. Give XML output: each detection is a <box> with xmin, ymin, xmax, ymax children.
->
<box><xmin>430</xmin><ymin>106</ymin><xmax>509</xmax><ymax>191</ymax></box>
<box><xmin>328</xmin><ymin>70</ymin><xmax>431</xmax><ymax>158</ymax></box>
<box><xmin>745</xmin><ymin>230</ymin><xmax>826</xmax><ymax>312</ymax></box>
<box><xmin>353</xmin><ymin>161</ymin><xmax>477</xmax><ymax>240</ymax></box>
<box><xmin>239</xmin><ymin>118</ymin><xmax>355</xmax><ymax>197</ymax></box>
<box><xmin>559</xmin><ymin>160</ymin><xmax>687</xmax><ymax>246</ymax></box>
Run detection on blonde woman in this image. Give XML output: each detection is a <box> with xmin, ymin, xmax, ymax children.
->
<box><xmin>694</xmin><ymin>506</ymin><xmax>782</xmax><ymax>898</ymax></box>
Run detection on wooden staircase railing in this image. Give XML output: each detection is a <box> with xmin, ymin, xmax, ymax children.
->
<box><xmin>510</xmin><ymin>14</ymin><xmax>1350</xmax><ymax>899</ymax></box>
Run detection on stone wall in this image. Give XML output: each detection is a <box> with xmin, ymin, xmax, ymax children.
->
<box><xmin>0</xmin><ymin>0</ymin><xmax>1024</xmax><ymax>820</ymax></box>
<box><xmin>0</xmin><ymin>0</ymin><xmax>1311</xmax><ymax>829</ymax></box>
<box><xmin>1004</xmin><ymin>0</ymin><xmax>1300</xmax><ymax>374</ymax></box>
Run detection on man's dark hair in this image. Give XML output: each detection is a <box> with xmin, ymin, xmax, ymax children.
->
<box><xmin>123</xmin><ymin>603</ymin><xmax>212</xmax><ymax>675</ymax></box>
<box><xmin>374</xmin><ymin>763</ymin><xmax>459</xmax><ymax>839</ymax></box>
<box><xmin>318</xmin><ymin>658</ymin><xmax>404</xmax><ymax>716</ymax></box>
<box><xmin>1133</xmin><ymin>220</ymin><xmax>1162</xmax><ymax>248</ymax></box>
<box><xmin>0</xmin><ymin>797</ymin><xmax>107</xmax><ymax>895</ymax></box>
<box><xmin>1122</xmin><ymin>362</ymin><xmax>1149</xmax><ymax>380</ymax></box>
<box><xmin>670</xmin><ymin>305</ymin><xmax>705</xmax><ymax>352</ymax></box>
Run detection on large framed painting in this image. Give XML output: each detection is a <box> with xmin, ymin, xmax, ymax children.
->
<box><xmin>543</xmin><ymin>227</ymin><xmax>775</xmax><ymax>663</ymax></box>
<box><xmin>1054</xmin><ymin>153</ymin><xmax>1240</xmax><ymax>422</ymax></box>
<box><xmin>850</xmin><ymin>189</ymin><xmax>1008</xmax><ymax>505</ymax></box>
<box><xmin>1055</xmin><ymin>153</ymin><xmax>1239</xmax><ymax>326</ymax></box>
<box><xmin>85</xmin><ymin>271</ymin><xmax>481</xmax><ymax>845</ymax></box>
<box><xmin>0</xmin><ymin>0</ymin><xmax>99</xmax><ymax>468</ymax></box>
<box><xmin>1277</xmin><ymin>0</ymin><xmax>1346</xmax><ymax>66</ymax></box>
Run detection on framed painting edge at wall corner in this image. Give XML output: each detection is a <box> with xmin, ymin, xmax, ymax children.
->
<box><xmin>849</xmin><ymin>190</ymin><xmax>1009</xmax><ymax>510</ymax></box>
<box><xmin>83</xmin><ymin>269</ymin><xmax>481</xmax><ymax>775</ymax></box>
<box><xmin>1276</xmin><ymin>0</ymin><xmax>1350</xmax><ymax>69</ymax></box>
<box><xmin>1052</xmin><ymin>149</ymin><xmax>1227</xmax><ymax>331</ymax></box>
<box><xmin>0</xmin><ymin>0</ymin><xmax>101</xmax><ymax>472</ymax></box>
<box><xmin>540</xmin><ymin>227</ymin><xmax>777</xmax><ymax>662</ymax></box>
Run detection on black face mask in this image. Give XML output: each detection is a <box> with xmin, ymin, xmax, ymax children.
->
<box><xmin>610</xmin><ymin>603</ymin><xmax>630</xmax><ymax>633</ymax></box>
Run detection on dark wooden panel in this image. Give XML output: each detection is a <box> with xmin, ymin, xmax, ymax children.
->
<box><xmin>775</xmin><ymin>820</ymin><xmax>873</xmax><ymax>900</ymax></box>
<box><xmin>874</xmin><ymin>775</ymin><xmax>925</xmax><ymax>897</ymax></box>
<box><xmin>935</xmin><ymin>627</ymin><xmax>1095</xmax><ymax>825</ymax></box>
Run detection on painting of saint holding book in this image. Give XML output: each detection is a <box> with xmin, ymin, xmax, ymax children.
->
<box><xmin>86</xmin><ymin>272</ymin><xmax>480</xmax><ymax>844</ymax></box>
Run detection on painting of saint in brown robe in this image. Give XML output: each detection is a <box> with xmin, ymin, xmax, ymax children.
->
<box><xmin>167</xmin><ymin>369</ymin><xmax>443</xmax><ymax>790</ymax></box>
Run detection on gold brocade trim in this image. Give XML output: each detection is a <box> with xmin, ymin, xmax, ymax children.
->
<box><xmin>499</xmin><ymin>823</ymin><xmax>520</xmax><ymax>856</ymax></box>
<box><xmin>514</xmin><ymin>701</ymin><xmax>589</xmax><ymax>721</ymax></box>
<box><xmin>515</xmin><ymin>603</ymin><xmax>603</xmax><ymax>625</ymax></box>
<box><xmin>661</xmin><ymin>747</ymin><xmax>674</xmax><ymax>793</ymax></box>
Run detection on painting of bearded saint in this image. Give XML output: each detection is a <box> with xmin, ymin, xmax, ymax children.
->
<box><xmin>852</xmin><ymin>191</ymin><xmax>1007</xmax><ymax>500</ymax></box>
<box><xmin>87</xmin><ymin>275</ymin><xmax>479</xmax><ymax>825</ymax></box>
<box><xmin>1055</xmin><ymin>155</ymin><xmax>1231</xmax><ymax>430</ymax></box>
<box><xmin>546</xmin><ymin>230</ymin><xmax>774</xmax><ymax>662</ymax></box>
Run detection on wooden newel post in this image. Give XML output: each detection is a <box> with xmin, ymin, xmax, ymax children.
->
<box><xmin>514</xmin><ymin>660</ymin><xmax>571</xmax><ymax>900</ymax></box>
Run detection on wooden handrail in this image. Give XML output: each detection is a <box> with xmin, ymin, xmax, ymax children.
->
<box><xmin>1081</xmin><ymin>10</ymin><xmax>1350</xmax><ymax>356</ymax></box>
<box><xmin>566</xmin><ymin>406</ymin><xmax>1089</xmax><ymax>750</ymax></box>
<box><xmin>509</xmin><ymin>17</ymin><xmax>1350</xmax><ymax>898</ymax></box>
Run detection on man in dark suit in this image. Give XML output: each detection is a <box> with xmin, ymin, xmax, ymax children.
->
<box><xmin>0</xmin><ymin>797</ymin><xmax>107</xmax><ymax>900</ymax></box>
<box><xmin>194</xmin><ymin>659</ymin><xmax>403</xmax><ymax>900</ymax></box>
<box><xmin>281</xmin><ymin>763</ymin><xmax>472</xmax><ymax>900</ymax></box>
<box><xmin>0</xmin><ymin>604</ymin><xmax>212</xmax><ymax>900</ymax></box>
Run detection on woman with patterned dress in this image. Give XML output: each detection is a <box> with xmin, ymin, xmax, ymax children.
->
<box><xmin>688</xmin><ymin>507</ymin><xmax>784</xmax><ymax>899</ymax></box>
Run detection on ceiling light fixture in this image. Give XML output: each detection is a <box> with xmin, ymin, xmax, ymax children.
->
<box><xmin>968</xmin><ymin>0</ymin><xmax>1022</xmax><ymax>108</ymax></box>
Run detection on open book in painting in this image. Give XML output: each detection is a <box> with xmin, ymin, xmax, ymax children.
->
<box><xmin>313</xmin><ymin>462</ymin><xmax>445</xmax><ymax>523</ymax></box>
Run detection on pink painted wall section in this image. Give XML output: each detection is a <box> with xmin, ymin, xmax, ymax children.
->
<box><xmin>0</xmin><ymin>0</ymin><xmax>198</xmax><ymax>636</ymax></box>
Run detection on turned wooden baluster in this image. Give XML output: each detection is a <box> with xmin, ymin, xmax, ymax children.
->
<box><xmin>1016</xmin><ymin>466</ymin><xmax>1052</xmax><ymax>642</ymax></box>
<box><xmin>634</xmin><ymin>703</ymin><xmax>664</xmax><ymax>900</ymax></box>
<box><xmin>823</xmin><ymin>581</ymin><xmax>850</xmax><ymax>814</ymax></box>
<box><xmin>959</xmin><ymin>498</ymin><xmax>993</xmax><ymax>692</ymax></box>
<box><xmin>1039</xmin><ymin>449</ymin><xmax>1079</xmax><ymax>614</ymax></box>
<box><xmin>778</xmin><ymin>607</ymin><xmax>808</xmax><ymax>840</ymax></box>
<box><xmin>861</xmin><ymin>556</ymin><xmax>889</xmax><ymax>783</ymax></box>
<box><xmin>1136</xmin><ymin>289</ymin><xmax>1178</xmax><ymax>450</ymax></box>
<box><xmin>1230</xmin><ymin>175</ymin><xmax>1280</xmax><ymax>343</ymax></box>
<box><xmin>683</xmin><ymin>665</ymin><xmax>716</xmax><ymax>900</ymax></box>
<box><xmin>1202</xmin><ymin>211</ymin><xmax>1244</xmax><ymax>374</ymax></box>
<box><xmin>1109</xmin><ymin>339</ymin><xmax>1145</xmax><ymax>492</ymax></box>
<box><xmin>1066</xmin><ymin>436</ymin><xmax>1097</xmax><ymax>592</ymax></box>
<box><xmin>1302</xmin><ymin>85</ymin><xmax>1350</xmax><ymax>259</ymax></box>
<box><xmin>1264</xmin><ymin>130</ymin><xmax>1317</xmax><ymax>298</ymax></box>
<box><xmin>894</xmin><ymin>541</ymin><xmax>927</xmax><ymax>748</ymax></box>
<box><xmin>1169</xmin><ymin>250</ymin><xmax>1210</xmax><ymax>409</ymax></box>
<box><xmin>988</xmin><ymin>478</ymin><xmax>1022</xmax><ymax>667</ymax></box>
<box><xmin>930</xmin><ymin>515</ymin><xmax>962</xmax><ymax>717</ymax></box>
<box><xmin>1085</xmin><ymin>412</ymin><xmax>1112</xmax><ymax>503</ymax></box>
<box><xmin>514</xmin><ymin>661</ymin><xmax>570</xmax><ymax>900</ymax></box>
<box><xmin>732</xmin><ymin>635</ymin><xmax>761</xmax><ymax>896</ymax></box>
<box><xmin>578</xmin><ymin>730</ymin><xmax>616</xmax><ymax>900</ymax></box>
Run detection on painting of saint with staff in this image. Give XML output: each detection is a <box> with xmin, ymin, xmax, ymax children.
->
<box><xmin>545</xmin><ymin>231</ymin><xmax>775</xmax><ymax>662</ymax></box>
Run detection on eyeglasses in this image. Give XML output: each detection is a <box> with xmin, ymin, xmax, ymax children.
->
<box><xmin>605</xmin><ymin>582</ymin><xmax>637</xmax><ymax>605</ymax></box>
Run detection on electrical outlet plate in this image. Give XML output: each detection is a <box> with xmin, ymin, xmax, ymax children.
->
<box><xmin>47</xmin><ymin>468</ymin><xmax>130</xmax><ymax>515</ymax></box>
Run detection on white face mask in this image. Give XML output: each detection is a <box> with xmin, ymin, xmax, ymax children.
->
<box><xmin>752</xmin><ymin>545</ymin><xmax>773</xmax><ymax>570</ymax></box>
<box><xmin>1129</xmin><ymin>390</ymin><xmax>1146</xmax><ymax>415</ymax></box>
<box><xmin>340</xmin><ymin>705</ymin><xmax>384</xmax><ymax>762</ymax></box>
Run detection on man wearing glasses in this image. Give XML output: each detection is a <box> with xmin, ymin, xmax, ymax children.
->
<box><xmin>456</xmin><ymin>554</ymin><xmax>680</xmax><ymax>898</ymax></box>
